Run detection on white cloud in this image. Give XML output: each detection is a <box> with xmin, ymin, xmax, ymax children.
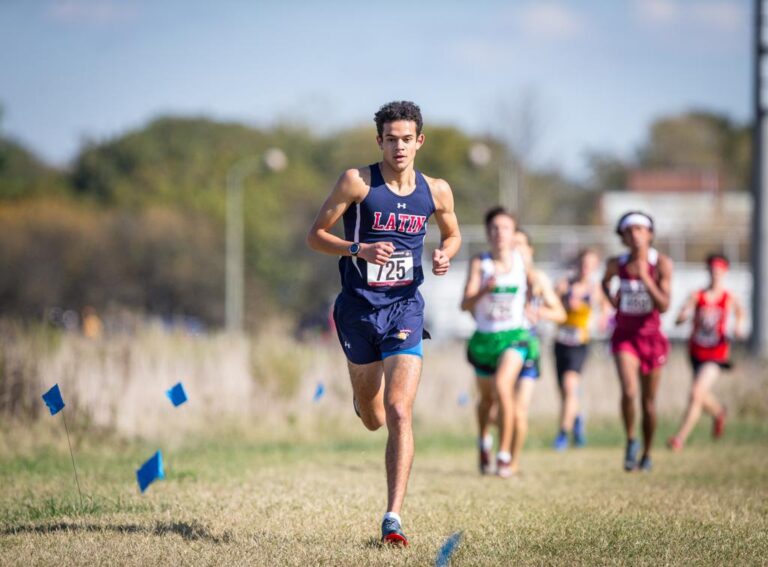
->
<box><xmin>636</xmin><ymin>0</ymin><xmax>679</xmax><ymax>25</ymax></box>
<box><xmin>691</xmin><ymin>2</ymin><xmax>744</xmax><ymax>34</ymax></box>
<box><xmin>634</xmin><ymin>0</ymin><xmax>746</xmax><ymax>35</ymax></box>
<box><xmin>47</xmin><ymin>0</ymin><xmax>138</xmax><ymax>25</ymax></box>
<box><xmin>518</xmin><ymin>2</ymin><xmax>587</xmax><ymax>41</ymax></box>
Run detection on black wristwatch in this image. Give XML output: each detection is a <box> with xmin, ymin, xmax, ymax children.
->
<box><xmin>349</xmin><ymin>242</ymin><xmax>361</xmax><ymax>257</ymax></box>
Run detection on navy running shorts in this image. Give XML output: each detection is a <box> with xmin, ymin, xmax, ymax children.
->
<box><xmin>333</xmin><ymin>291</ymin><xmax>426</xmax><ymax>365</ymax></box>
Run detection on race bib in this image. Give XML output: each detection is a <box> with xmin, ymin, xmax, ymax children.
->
<box><xmin>484</xmin><ymin>286</ymin><xmax>519</xmax><ymax>322</ymax></box>
<box><xmin>556</xmin><ymin>325</ymin><xmax>584</xmax><ymax>346</ymax></box>
<box><xmin>486</xmin><ymin>296</ymin><xmax>514</xmax><ymax>321</ymax></box>
<box><xmin>693</xmin><ymin>307</ymin><xmax>723</xmax><ymax>347</ymax></box>
<box><xmin>367</xmin><ymin>250</ymin><xmax>414</xmax><ymax>287</ymax></box>
<box><xmin>620</xmin><ymin>290</ymin><xmax>653</xmax><ymax>315</ymax></box>
<box><xmin>693</xmin><ymin>327</ymin><xmax>720</xmax><ymax>347</ymax></box>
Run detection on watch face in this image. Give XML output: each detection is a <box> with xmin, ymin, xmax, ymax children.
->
<box><xmin>350</xmin><ymin>243</ymin><xmax>360</xmax><ymax>255</ymax></box>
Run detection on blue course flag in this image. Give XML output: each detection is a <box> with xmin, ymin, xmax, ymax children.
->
<box><xmin>136</xmin><ymin>450</ymin><xmax>165</xmax><ymax>493</ymax></box>
<box><xmin>42</xmin><ymin>384</ymin><xmax>66</xmax><ymax>416</ymax></box>
<box><xmin>435</xmin><ymin>531</ymin><xmax>463</xmax><ymax>567</ymax></box>
<box><xmin>165</xmin><ymin>382</ymin><xmax>188</xmax><ymax>407</ymax></box>
<box><xmin>312</xmin><ymin>382</ymin><xmax>325</xmax><ymax>402</ymax></box>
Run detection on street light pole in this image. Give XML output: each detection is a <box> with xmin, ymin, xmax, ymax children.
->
<box><xmin>225</xmin><ymin>149</ymin><xmax>287</xmax><ymax>333</ymax></box>
<box><xmin>751</xmin><ymin>0</ymin><xmax>768</xmax><ymax>357</ymax></box>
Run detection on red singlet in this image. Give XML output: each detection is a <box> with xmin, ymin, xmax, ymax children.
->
<box><xmin>690</xmin><ymin>289</ymin><xmax>730</xmax><ymax>362</ymax></box>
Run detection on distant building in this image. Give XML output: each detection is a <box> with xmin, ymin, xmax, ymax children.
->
<box><xmin>600</xmin><ymin>168</ymin><xmax>750</xmax><ymax>254</ymax></box>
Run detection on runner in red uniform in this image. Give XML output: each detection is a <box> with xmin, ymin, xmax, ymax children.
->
<box><xmin>667</xmin><ymin>254</ymin><xmax>746</xmax><ymax>451</ymax></box>
<box><xmin>601</xmin><ymin>211</ymin><xmax>673</xmax><ymax>472</ymax></box>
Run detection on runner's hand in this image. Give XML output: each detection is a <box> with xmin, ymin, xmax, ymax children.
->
<box><xmin>483</xmin><ymin>276</ymin><xmax>497</xmax><ymax>294</ymax></box>
<box><xmin>432</xmin><ymin>249</ymin><xmax>450</xmax><ymax>275</ymax></box>
<box><xmin>359</xmin><ymin>242</ymin><xmax>394</xmax><ymax>266</ymax></box>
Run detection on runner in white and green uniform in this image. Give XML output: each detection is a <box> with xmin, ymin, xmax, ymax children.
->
<box><xmin>462</xmin><ymin>207</ymin><xmax>535</xmax><ymax>478</ymax></box>
<box><xmin>467</xmin><ymin>255</ymin><xmax>538</xmax><ymax>378</ymax></box>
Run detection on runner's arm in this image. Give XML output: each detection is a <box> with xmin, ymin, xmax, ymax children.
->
<box><xmin>306</xmin><ymin>169</ymin><xmax>393</xmax><ymax>265</ymax></box>
<box><xmin>534</xmin><ymin>270</ymin><xmax>567</xmax><ymax>324</ymax></box>
<box><xmin>592</xmin><ymin>281</ymin><xmax>614</xmax><ymax>332</ymax></box>
<box><xmin>731</xmin><ymin>294</ymin><xmax>747</xmax><ymax>340</ymax></box>
<box><xmin>555</xmin><ymin>277</ymin><xmax>573</xmax><ymax>308</ymax></box>
<box><xmin>675</xmin><ymin>292</ymin><xmax>698</xmax><ymax>326</ymax></box>
<box><xmin>640</xmin><ymin>254</ymin><xmax>673</xmax><ymax>313</ymax></box>
<box><xmin>461</xmin><ymin>256</ymin><xmax>492</xmax><ymax>313</ymax></box>
<box><xmin>601</xmin><ymin>258</ymin><xmax>620</xmax><ymax>309</ymax></box>
<box><xmin>429</xmin><ymin>178</ymin><xmax>461</xmax><ymax>275</ymax></box>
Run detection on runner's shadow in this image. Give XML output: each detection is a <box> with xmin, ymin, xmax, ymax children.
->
<box><xmin>1</xmin><ymin>520</ymin><xmax>231</xmax><ymax>543</ymax></box>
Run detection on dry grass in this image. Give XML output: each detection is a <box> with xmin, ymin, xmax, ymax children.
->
<box><xmin>2</xmin><ymin>326</ymin><xmax>767</xmax><ymax>564</ymax></box>
<box><xmin>1</xmin><ymin>420</ymin><xmax>767</xmax><ymax>566</ymax></box>
<box><xmin>3</xmin><ymin>323</ymin><xmax>766</xmax><ymax>442</ymax></box>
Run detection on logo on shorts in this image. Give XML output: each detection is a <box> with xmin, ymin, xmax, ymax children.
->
<box><xmin>396</xmin><ymin>329</ymin><xmax>412</xmax><ymax>341</ymax></box>
<box><xmin>343</xmin><ymin>340</ymin><xmax>351</xmax><ymax>349</ymax></box>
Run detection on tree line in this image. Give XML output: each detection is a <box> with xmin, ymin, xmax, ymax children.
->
<box><xmin>0</xmin><ymin>109</ymin><xmax>749</xmax><ymax>329</ymax></box>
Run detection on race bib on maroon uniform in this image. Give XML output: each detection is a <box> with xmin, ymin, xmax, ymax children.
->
<box><xmin>619</xmin><ymin>280</ymin><xmax>653</xmax><ymax>315</ymax></box>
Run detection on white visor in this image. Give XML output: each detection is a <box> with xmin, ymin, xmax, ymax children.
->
<box><xmin>619</xmin><ymin>213</ymin><xmax>652</xmax><ymax>232</ymax></box>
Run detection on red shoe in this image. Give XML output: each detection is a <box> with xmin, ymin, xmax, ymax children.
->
<box><xmin>667</xmin><ymin>436</ymin><xmax>683</xmax><ymax>452</ymax></box>
<box><xmin>381</xmin><ymin>517</ymin><xmax>408</xmax><ymax>546</ymax></box>
<box><xmin>713</xmin><ymin>408</ymin><xmax>727</xmax><ymax>439</ymax></box>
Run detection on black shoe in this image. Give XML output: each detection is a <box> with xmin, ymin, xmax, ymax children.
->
<box><xmin>624</xmin><ymin>439</ymin><xmax>640</xmax><ymax>472</ymax></box>
<box><xmin>638</xmin><ymin>454</ymin><xmax>652</xmax><ymax>472</ymax></box>
<box><xmin>381</xmin><ymin>517</ymin><xmax>408</xmax><ymax>546</ymax></box>
<box><xmin>479</xmin><ymin>446</ymin><xmax>493</xmax><ymax>475</ymax></box>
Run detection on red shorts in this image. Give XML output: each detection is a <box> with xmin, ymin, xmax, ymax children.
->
<box><xmin>611</xmin><ymin>330</ymin><xmax>669</xmax><ymax>375</ymax></box>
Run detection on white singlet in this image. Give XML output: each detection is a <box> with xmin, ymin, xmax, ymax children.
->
<box><xmin>473</xmin><ymin>251</ymin><xmax>528</xmax><ymax>333</ymax></box>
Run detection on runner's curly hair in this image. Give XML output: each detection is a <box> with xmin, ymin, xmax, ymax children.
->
<box><xmin>374</xmin><ymin>101</ymin><xmax>423</xmax><ymax>137</ymax></box>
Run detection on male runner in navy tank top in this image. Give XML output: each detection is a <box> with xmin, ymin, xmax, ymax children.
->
<box><xmin>306</xmin><ymin>101</ymin><xmax>461</xmax><ymax>546</ymax></box>
<box><xmin>602</xmin><ymin>211</ymin><xmax>673</xmax><ymax>473</ymax></box>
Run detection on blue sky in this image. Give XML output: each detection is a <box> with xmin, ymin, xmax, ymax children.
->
<box><xmin>0</xmin><ymin>0</ymin><xmax>751</xmax><ymax>178</ymax></box>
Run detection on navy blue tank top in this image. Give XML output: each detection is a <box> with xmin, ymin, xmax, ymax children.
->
<box><xmin>338</xmin><ymin>163</ymin><xmax>437</xmax><ymax>308</ymax></box>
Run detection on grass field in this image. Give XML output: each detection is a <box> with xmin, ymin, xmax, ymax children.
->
<box><xmin>1</xmin><ymin>419</ymin><xmax>767</xmax><ymax>566</ymax></box>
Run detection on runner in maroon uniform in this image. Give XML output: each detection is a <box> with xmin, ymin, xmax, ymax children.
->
<box><xmin>667</xmin><ymin>254</ymin><xmax>745</xmax><ymax>451</ymax></box>
<box><xmin>602</xmin><ymin>211</ymin><xmax>673</xmax><ymax>472</ymax></box>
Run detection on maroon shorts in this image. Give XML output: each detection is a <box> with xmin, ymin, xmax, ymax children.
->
<box><xmin>611</xmin><ymin>330</ymin><xmax>669</xmax><ymax>375</ymax></box>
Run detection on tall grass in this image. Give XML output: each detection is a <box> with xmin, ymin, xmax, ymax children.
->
<box><xmin>1</xmin><ymin>321</ymin><xmax>766</xmax><ymax>443</ymax></box>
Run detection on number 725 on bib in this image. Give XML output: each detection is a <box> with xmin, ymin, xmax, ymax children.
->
<box><xmin>367</xmin><ymin>250</ymin><xmax>414</xmax><ymax>287</ymax></box>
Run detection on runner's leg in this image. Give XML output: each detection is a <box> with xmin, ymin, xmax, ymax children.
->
<box><xmin>674</xmin><ymin>363</ymin><xmax>719</xmax><ymax>443</ymax></box>
<box><xmin>560</xmin><ymin>370</ymin><xmax>580</xmax><ymax>433</ymax></box>
<box><xmin>510</xmin><ymin>377</ymin><xmax>536</xmax><ymax>473</ymax></box>
<box><xmin>495</xmin><ymin>349</ymin><xmax>525</xmax><ymax>457</ymax></box>
<box><xmin>615</xmin><ymin>351</ymin><xmax>640</xmax><ymax>440</ymax></box>
<box><xmin>382</xmin><ymin>353</ymin><xmax>422</xmax><ymax>516</ymax></box>
<box><xmin>639</xmin><ymin>368</ymin><xmax>662</xmax><ymax>459</ymax></box>
<box><xmin>476</xmin><ymin>375</ymin><xmax>495</xmax><ymax>441</ymax></box>
<box><xmin>348</xmin><ymin>360</ymin><xmax>385</xmax><ymax>431</ymax></box>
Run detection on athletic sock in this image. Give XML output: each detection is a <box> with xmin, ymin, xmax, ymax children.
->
<box><xmin>497</xmin><ymin>451</ymin><xmax>511</xmax><ymax>463</ymax></box>
<box><xmin>480</xmin><ymin>435</ymin><xmax>493</xmax><ymax>450</ymax></box>
<box><xmin>383</xmin><ymin>512</ymin><xmax>402</xmax><ymax>525</ymax></box>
